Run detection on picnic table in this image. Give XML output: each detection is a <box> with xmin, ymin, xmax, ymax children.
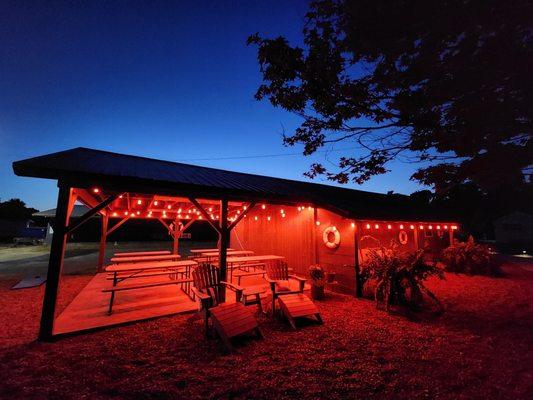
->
<box><xmin>225</xmin><ymin>255</ymin><xmax>285</xmax><ymax>283</ymax></box>
<box><xmin>189</xmin><ymin>248</ymin><xmax>234</xmax><ymax>254</ymax></box>
<box><xmin>104</xmin><ymin>260</ymin><xmax>197</xmax><ymax>314</ymax></box>
<box><xmin>114</xmin><ymin>250</ymin><xmax>171</xmax><ymax>257</ymax></box>
<box><xmin>194</xmin><ymin>250</ymin><xmax>255</xmax><ymax>262</ymax></box>
<box><xmin>109</xmin><ymin>254</ymin><xmax>182</xmax><ymax>264</ymax></box>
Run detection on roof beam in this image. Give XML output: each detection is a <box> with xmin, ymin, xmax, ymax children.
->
<box><xmin>188</xmin><ymin>197</ymin><xmax>221</xmax><ymax>234</ymax></box>
<box><xmin>228</xmin><ymin>202</ymin><xmax>256</xmax><ymax>231</ymax></box>
<box><xmin>66</xmin><ymin>193</ymin><xmax>120</xmax><ymax>235</ymax></box>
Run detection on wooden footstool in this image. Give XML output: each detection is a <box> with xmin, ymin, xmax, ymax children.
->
<box><xmin>277</xmin><ymin>293</ymin><xmax>323</xmax><ymax>330</ymax></box>
<box><xmin>209</xmin><ymin>302</ymin><xmax>263</xmax><ymax>352</ymax></box>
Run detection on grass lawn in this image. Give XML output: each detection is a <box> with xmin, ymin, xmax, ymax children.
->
<box><xmin>0</xmin><ymin>258</ymin><xmax>531</xmax><ymax>399</ymax></box>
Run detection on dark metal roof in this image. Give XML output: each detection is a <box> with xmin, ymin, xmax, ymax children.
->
<box><xmin>33</xmin><ymin>205</ymin><xmax>92</xmax><ymax>218</ymax></box>
<box><xmin>13</xmin><ymin>147</ymin><xmax>446</xmax><ymax>221</ymax></box>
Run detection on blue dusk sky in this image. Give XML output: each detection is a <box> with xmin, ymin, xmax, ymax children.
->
<box><xmin>0</xmin><ymin>1</ymin><xmax>427</xmax><ymax>211</ymax></box>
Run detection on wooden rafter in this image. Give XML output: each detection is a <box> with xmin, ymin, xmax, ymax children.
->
<box><xmin>106</xmin><ymin>215</ymin><xmax>131</xmax><ymax>237</ymax></box>
<box><xmin>66</xmin><ymin>193</ymin><xmax>120</xmax><ymax>234</ymax></box>
<box><xmin>228</xmin><ymin>202</ymin><xmax>255</xmax><ymax>231</ymax></box>
<box><xmin>189</xmin><ymin>197</ymin><xmax>221</xmax><ymax>233</ymax></box>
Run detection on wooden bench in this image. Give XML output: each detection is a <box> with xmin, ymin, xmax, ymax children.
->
<box><xmin>102</xmin><ymin>278</ymin><xmax>192</xmax><ymax>315</ymax></box>
<box><xmin>277</xmin><ymin>293</ymin><xmax>323</xmax><ymax>330</ymax></box>
<box><xmin>232</xmin><ymin>262</ymin><xmax>267</xmax><ymax>284</ymax></box>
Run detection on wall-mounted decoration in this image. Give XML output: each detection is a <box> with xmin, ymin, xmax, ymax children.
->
<box><xmin>323</xmin><ymin>226</ymin><xmax>341</xmax><ymax>249</ymax></box>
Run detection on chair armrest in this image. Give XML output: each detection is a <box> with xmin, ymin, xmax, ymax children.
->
<box><xmin>220</xmin><ymin>281</ymin><xmax>244</xmax><ymax>293</ymax></box>
<box><xmin>289</xmin><ymin>274</ymin><xmax>306</xmax><ymax>292</ymax></box>
<box><xmin>264</xmin><ymin>277</ymin><xmax>276</xmax><ymax>284</ymax></box>
<box><xmin>221</xmin><ymin>281</ymin><xmax>243</xmax><ymax>302</ymax></box>
<box><xmin>191</xmin><ymin>287</ymin><xmax>211</xmax><ymax>301</ymax></box>
<box><xmin>289</xmin><ymin>274</ymin><xmax>306</xmax><ymax>283</ymax></box>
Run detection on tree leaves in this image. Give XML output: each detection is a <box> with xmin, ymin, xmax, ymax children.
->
<box><xmin>249</xmin><ymin>0</ymin><xmax>533</xmax><ymax>192</ymax></box>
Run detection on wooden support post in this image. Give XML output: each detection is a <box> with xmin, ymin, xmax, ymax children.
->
<box><xmin>39</xmin><ymin>184</ymin><xmax>74</xmax><ymax>341</ymax></box>
<box><xmin>448</xmin><ymin>228</ymin><xmax>454</xmax><ymax>245</ymax></box>
<box><xmin>218</xmin><ymin>199</ymin><xmax>229</xmax><ymax>303</ymax></box>
<box><xmin>97</xmin><ymin>214</ymin><xmax>108</xmax><ymax>273</ymax></box>
<box><xmin>353</xmin><ymin>222</ymin><xmax>362</xmax><ymax>298</ymax></box>
<box><xmin>173</xmin><ymin>219</ymin><xmax>180</xmax><ymax>255</ymax></box>
<box><xmin>414</xmin><ymin>227</ymin><xmax>420</xmax><ymax>249</ymax></box>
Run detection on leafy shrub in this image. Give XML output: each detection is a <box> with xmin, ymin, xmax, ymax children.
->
<box><xmin>442</xmin><ymin>236</ymin><xmax>499</xmax><ymax>275</ymax></box>
<box><xmin>309</xmin><ymin>265</ymin><xmax>326</xmax><ymax>287</ymax></box>
<box><xmin>361</xmin><ymin>245</ymin><xmax>444</xmax><ymax>312</ymax></box>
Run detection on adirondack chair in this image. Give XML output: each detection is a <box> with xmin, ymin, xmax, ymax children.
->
<box><xmin>265</xmin><ymin>261</ymin><xmax>306</xmax><ymax>314</ymax></box>
<box><xmin>265</xmin><ymin>262</ymin><xmax>322</xmax><ymax>329</ymax></box>
<box><xmin>191</xmin><ymin>263</ymin><xmax>262</xmax><ymax>352</ymax></box>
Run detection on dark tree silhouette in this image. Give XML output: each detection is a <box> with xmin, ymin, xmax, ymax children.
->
<box><xmin>0</xmin><ymin>199</ymin><xmax>38</xmax><ymax>220</ymax></box>
<box><xmin>248</xmin><ymin>0</ymin><xmax>532</xmax><ymax>192</ymax></box>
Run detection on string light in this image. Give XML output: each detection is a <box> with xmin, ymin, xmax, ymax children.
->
<box><xmin>280</xmin><ymin>209</ymin><xmax>284</xmax><ymax>214</ymax></box>
<box><xmin>351</xmin><ymin>222</ymin><xmax>355</xmax><ymax>228</ymax></box>
<box><xmin>315</xmin><ymin>221</ymin><xmax>321</xmax><ymax>226</ymax></box>
<box><xmin>267</xmin><ymin>216</ymin><xmax>271</xmax><ymax>221</ymax></box>
<box><xmin>92</xmin><ymin>188</ymin><xmax>100</xmax><ymax>193</ymax></box>
<box><xmin>178</xmin><ymin>208</ymin><xmax>182</xmax><ymax>213</ymax></box>
<box><xmin>254</xmin><ymin>216</ymin><xmax>258</xmax><ymax>221</ymax></box>
<box><xmin>387</xmin><ymin>224</ymin><xmax>392</xmax><ymax>229</ymax></box>
<box><xmin>444</xmin><ymin>225</ymin><xmax>448</xmax><ymax>229</ymax></box>
<box><xmin>136</xmin><ymin>211</ymin><xmax>140</xmax><ymax>215</ymax></box>
<box><xmin>208</xmin><ymin>207</ymin><xmax>212</xmax><ymax>212</ymax></box>
<box><xmin>124</xmin><ymin>211</ymin><xmax>129</xmax><ymax>216</ymax></box>
<box><xmin>261</xmin><ymin>204</ymin><xmax>266</xmax><ymax>210</ymax></box>
<box><xmin>308</xmin><ymin>206</ymin><xmax>312</xmax><ymax>211</ymax></box>
<box><xmin>167</xmin><ymin>205</ymin><xmax>172</xmax><ymax>209</ymax></box>
<box><xmin>400</xmin><ymin>224</ymin><xmax>404</xmax><ymax>229</ymax></box>
<box><xmin>419</xmin><ymin>225</ymin><xmax>424</xmax><ymax>230</ymax></box>
<box><xmin>137</xmin><ymin>199</ymin><xmax>142</xmax><ymax>205</ymax></box>
<box><xmin>451</xmin><ymin>225</ymin><xmax>458</xmax><ymax>230</ymax></box>
<box><xmin>112</xmin><ymin>212</ymin><xmax>117</xmax><ymax>217</ymax></box>
<box><xmin>428</xmin><ymin>225</ymin><xmax>433</xmax><ymax>229</ymax></box>
<box><xmin>154</xmin><ymin>201</ymin><xmax>158</xmax><ymax>206</ymax></box>
<box><xmin>243</xmin><ymin>205</ymin><xmax>247</xmax><ymax>210</ymax></box>
<box><xmin>410</xmin><ymin>225</ymin><xmax>415</xmax><ymax>229</ymax></box>
<box><xmin>366</xmin><ymin>223</ymin><xmax>371</xmax><ymax>229</ymax></box>
<box><xmin>198</xmin><ymin>216</ymin><xmax>203</xmax><ymax>220</ymax></box>
<box><xmin>298</xmin><ymin>207</ymin><xmax>302</xmax><ymax>212</ymax></box>
<box><xmin>375</xmin><ymin>224</ymin><xmax>379</xmax><ymax>229</ymax></box>
<box><xmin>281</xmin><ymin>213</ymin><xmax>286</xmax><ymax>218</ymax></box>
<box><xmin>119</xmin><ymin>195</ymin><xmax>123</xmax><ymax>199</ymax></box>
<box><xmin>437</xmin><ymin>225</ymin><xmax>441</xmax><ymax>230</ymax></box>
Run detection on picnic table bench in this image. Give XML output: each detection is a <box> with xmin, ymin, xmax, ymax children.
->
<box><xmin>104</xmin><ymin>260</ymin><xmax>197</xmax><ymax>314</ymax></box>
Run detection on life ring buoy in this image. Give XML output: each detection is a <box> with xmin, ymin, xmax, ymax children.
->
<box><xmin>323</xmin><ymin>226</ymin><xmax>341</xmax><ymax>249</ymax></box>
<box><xmin>398</xmin><ymin>230</ymin><xmax>408</xmax><ymax>245</ymax></box>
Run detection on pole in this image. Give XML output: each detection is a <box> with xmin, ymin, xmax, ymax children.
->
<box><xmin>353</xmin><ymin>222</ymin><xmax>362</xmax><ymax>298</ymax></box>
<box><xmin>39</xmin><ymin>184</ymin><xmax>73</xmax><ymax>341</ymax></box>
<box><xmin>97</xmin><ymin>214</ymin><xmax>108</xmax><ymax>273</ymax></box>
<box><xmin>218</xmin><ymin>199</ymin><xmax>229</xmax><ymax>303</ymax></box>
<box><xmin>173</xmin><ymin>219</ymin><xmax>180</xmax><ymax>255</ymax></box>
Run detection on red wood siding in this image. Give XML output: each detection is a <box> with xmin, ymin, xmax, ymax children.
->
<box><xmin>231</xmin><ymin>205</ymin><xmax>315</xmax><ymax>275</ymax></box>
<box><xmin>315</xmin><ymin>208</ymin><xmax>356</xmax><ymax>295</ymax></box>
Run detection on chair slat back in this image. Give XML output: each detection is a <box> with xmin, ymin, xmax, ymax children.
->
<box><xmin>266</xmin><ymin>261</ymin><xmax>289</xmax><ymax>281</ymax></box>
<box><xmin>192</xmin><ymin>263</ymin><xmax>220</xmax><ymax>305</ymax></box>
